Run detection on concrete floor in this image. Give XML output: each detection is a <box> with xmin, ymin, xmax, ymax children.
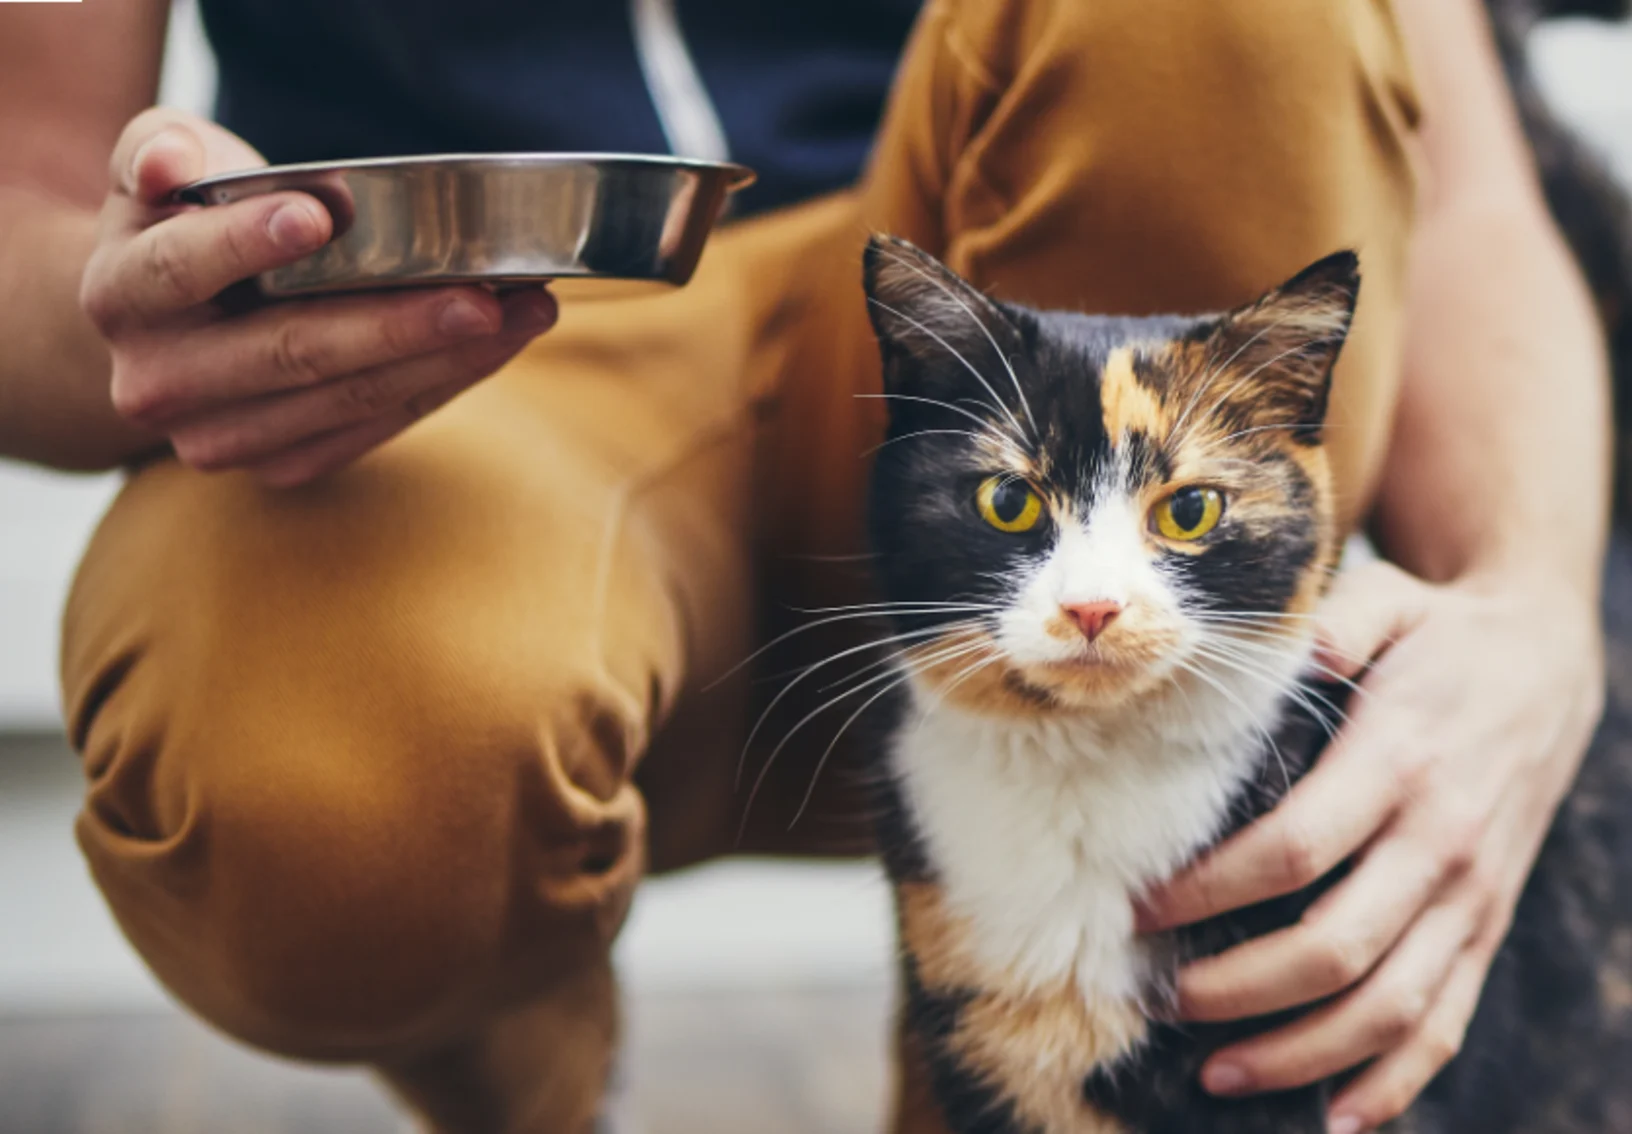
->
<box><xmin>0</xmin><ymin>989</ymin><xmax>893</xmax><ymax>1134</ymax></box>
<box><xmin>0</xmin><ymin>733</ymin><xmax>896</xmax><ymax>1132</ymax></box>
<box><xmin>0</xmin><ymin>733</ymin><xmax>898</xmax><ymax>1014</ymax></box>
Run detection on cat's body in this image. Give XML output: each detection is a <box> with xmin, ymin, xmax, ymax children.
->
<box><xmin>879</xmin><ymin>685</ymin><xmax>1346</xmax><ymax>1134</ymax></box>
<box><xmin>892</xmin><ymin>666</ymin><xmax>1294</xmax><ymax>1011</ymax></box>
<box><xmin>859</xmin><ymin>236</ymin><xmax>1632</xmax><ymax>1133</ymax></box>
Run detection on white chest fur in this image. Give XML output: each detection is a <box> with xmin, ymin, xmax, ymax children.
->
<box><xmin>890</xmin><ymin>664</ymin><xmax>1300</xmax><ymax>1007</ymax></box>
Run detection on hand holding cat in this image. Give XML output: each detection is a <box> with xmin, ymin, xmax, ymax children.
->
<box><xmin>81</xmin><ymin>108</ymin><xmax>558</xmax><ymax>486</ymax></box>
<box><xmin>1137</xmin><ymin>559</ymin><xmax>1604</xmax><ymax>1134</ymax></box>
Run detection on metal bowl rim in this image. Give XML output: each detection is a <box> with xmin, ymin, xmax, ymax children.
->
<box><xmin>182</xmin><ymin>152</ymin><xmax>757</xmax><ymax>199</ymax></box>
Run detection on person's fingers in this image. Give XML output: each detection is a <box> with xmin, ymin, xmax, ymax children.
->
<box><xmin>110</xmin><ymin>109</ymin><xmax>207</xmax><ymax>204</ymax></box>
<box><xmin>1137</xmin><ymin>717</ymin><xmax>1403</xmax><ymax>930</ymax></box>
<box><xmin>109</xmin><ymin>108</ymin><xmax>267</xmax><ymax>206</ymax></box>
<box><xmin>246</xmin><ymin>373</ymin><xmax>474</xmax><ymax>488</ymax></box>
<box><xmin>119</xmin><ymin>285</ymin><xmax>521</xmax><ymax>421</ymax></box>
<box><xmin>1324</xmin><ymin>936</ymin><xmax>1495</xmax><ymax>1133</ymax></box>
<box><xmin>1311</xmin><ymin>561</ymin><xmax>1432</xmax><ymax>680</ymax></box>
<box><xmin>247</xmin><ymin>412</ymin><xmax>415</xmax><ymax>489</ymax></box>
<box><xmin>1178</xmin><ymin>831</ymin><xmax>1462</xmax><ymax>1020</ymax></box>
<box><xmin>1198</xmin><ymin>897</ymin><xmax>1475</xmax><ymax>1097</ymax></box>
<box><xmin>168</xmin><ymin>291</ymin><xmax>553</xmax><ymax>470</ymax></box>
<box><xmin>87</xmin><ymin>192</ymin><xmax>333</xmax><ymax>339</ymax></box>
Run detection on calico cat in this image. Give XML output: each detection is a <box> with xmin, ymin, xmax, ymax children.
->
<box><xmin>860</xmin><ymin>235</ymin><xmax>1632</xmax><ymax>1133</ymax></box>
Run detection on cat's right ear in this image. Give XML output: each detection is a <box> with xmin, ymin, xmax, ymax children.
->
<box><xmin>862</xmin><ymin>235</ymin><xmax>1016</xmax><ymax>397</ymax></box>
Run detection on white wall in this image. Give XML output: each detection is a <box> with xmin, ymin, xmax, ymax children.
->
<box><xmin>0</xmin><ymin>0</ymin><xmax>215</xmax><ymax>729</ymax></box>
<box><xmin>1</xmin><ymin>12</ymin><xmax>1630</xmax><ymax>729</ymax></box>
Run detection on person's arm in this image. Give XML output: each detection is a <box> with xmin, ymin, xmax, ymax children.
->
<box><xmin>0</xmin><ymin>1</ymin><xmax>165</xmax><ymax>467</ymax></box>
<box><xmin>0</xmin><ymin>4</ymin><xmax>558</xmax><ymax>482</ymax></box>
<box><xmin>1137</xmin><ymin>2</ymin><xmax>1610</xmax><ymax>1130</ymax></box>
<box><xmin>1375</xmin><ymin>1</ymin><xmax>1610</xmax><ymax>593</ymax></box>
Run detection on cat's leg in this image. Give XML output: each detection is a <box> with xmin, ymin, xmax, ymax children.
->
<box><xmin>57</xmin><ymin>200</ymin><xmax>862</xmax><ymax>1131</ymax></box>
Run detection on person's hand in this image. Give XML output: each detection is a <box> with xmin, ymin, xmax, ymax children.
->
<box><xmin>81</xmin><ymin>108</ymin><xmax>558</xmax><ymax>486</ymax></box>
<box><xmin>1137</xmin><ymin>558</ymin><xmax>1604</xmax><ymax>1133</ymax></box>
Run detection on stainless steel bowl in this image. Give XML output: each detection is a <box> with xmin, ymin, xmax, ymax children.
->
<box><xmin>178</xmin><ymin>153</ymin><xmax>756</xmax><ymax>298</ymax></box>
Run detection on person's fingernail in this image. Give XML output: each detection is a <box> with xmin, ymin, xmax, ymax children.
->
<box><xmin>438</xmin><ymin>296</ymin><xmax>495</xmax><ymax>337</ymax></box>
<box><xmin>268</xmin><ymin>202</ymin><xmax>322</xmax><ymax>252</ymax></box>
<box><xmin>1202</xmin><ymin>1063</ymin><xmax>1250</xmax><ymax>1096</ymax></box>
<box><xmin>1328</xmin><ymin>1115</ymin><xmax>1364</xmax><ymax>1134</ymax></box>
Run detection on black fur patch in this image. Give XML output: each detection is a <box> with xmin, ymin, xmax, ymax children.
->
<box><xmin>900</xmin><ymin>956</ymin><xmax>1037</xmax><ymax>1134</ymax></box>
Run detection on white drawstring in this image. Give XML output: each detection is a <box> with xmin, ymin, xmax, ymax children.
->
<box><xmin>629</xmin><ymin>0</ymin><xmax>732</xmax><ymax>162</ymax></box>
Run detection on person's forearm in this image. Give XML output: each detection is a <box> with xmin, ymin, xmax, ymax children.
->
<box><xmin>0</xmin><ymin>184</ymin><xmax>159</xmax><ymax>469</ymax></box>
<box><xmin>1373</xmin><ymin>188</ymin><xmax>1610</xmax><ymax>600</ymax></box>
<box><xmin>1379</xmin><ymin>0</ymin><xmax>1612</xmax><ymax>601</ymax></box>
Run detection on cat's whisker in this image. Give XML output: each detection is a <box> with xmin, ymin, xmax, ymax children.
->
<box><xmin>748</xmin><ymin>617</ymin><xmax>989</xmax><ymax>687</ymax></box>
<box><xmin>1169</xmin><ymin>654</ymin><xmax>1295</xmax><ymax>794</ymax></box>
<box><xmin>782</xmin><ymin>551</ymin><xmax>879</xmax><ymax>563</ymax></box>
<box><xmin>1189</xmin><ymin>624</ymin><xmax>1368</xmax><ymax>698</ymax></box>
<box><xmin>870</xmin><ymin>245</ymin><xmax>1037</xmax><ymax>437</ymax></box>
<box><xmin>741</xmin><ymin>635</ymin><xmax>993</xmax><ymax>842</ymax></box>
<box><xmin>864</xmin><ymin>296</ymin><xmax>1030</xmax><ymax>442</ymax></box>
<box><xmin>786</xmin><ymin>640</ymin><xmax>1000</xmax><ymax>832</ymax></box>
<box><xmin>1195</xmin><ymin>634</ymin><xmax>1359</xmax><ymax>679</ymax></box>
<box><xmin>706</xmin><ymin>606</ymin><xmax>999</xmax><ymax>693</ymax></box>
<box><xmin>1192</xmin><ymin>607</ymin><xmax>1323</xmax><ymax>619</ymax></box>
<box><xmin>786</xmin><ymin>679</ymin><xmax>913</xmax><ymax>831</ymax></box>
<box><xmin>815</xmin><ymin>618</ymin><xmax>998</xmax><ymax>693</ymax></box>
<box><xmin>854</xmin><ymin>392</ymin><xmax>1016</xmax><ymax>442</ymax></box>
<box><xmin>1192</xmin><ymin>340</ymin><xmax>1325</xmax><ymax>435</ymax></box>
<box><xmin>1167</xmin><ymin>311</ymin><xmax>1300</xmax><ymax>445</ymax></box>
<box><xmin>1187</xmin><ymin>640</ymin><xmax>1351</xmax><ymax>734</ymax></box>
<box><xmin>909</xmin><ymin>651</ymin><xmax>1007</xmax><ymax>742</ymax></box>
<box><xmin>1189</xmin><ymin>609</ymin><xmax>1326</xmax><ymax>627</ymax></box>
<box><xmin>866</xmin><ymin>428</ymin><xmax>996</xmax><ymax>456</ymax></box>
<box><xmin>789</xmin><ymin>599</ymin><xmax>1001</xmax><ymax>615</ymax></box>
<box><xmin>1184</xmin><ymin>632</ymin><xmax>1351</xmax><ymax>742</ymax></box>
<box><xmin>1211</xmin><ymin>421</ymin><xmax>1355</xmax><ymax>447</ymax></box>
<box><xmin>733</xmin><ymin>616</ymin><xmax>995</xmax><ymax>783</ymax></box>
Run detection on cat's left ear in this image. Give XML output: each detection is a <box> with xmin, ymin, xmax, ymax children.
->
<box><xmin>1201</xmin><ymin>250</ymin><xmax>1362</xmax><ymax>440</ymax></box>
<box><xmin>863</xmin><ymin>235</ymin><xmax>1018</xmax><ymax>399</ymax></box>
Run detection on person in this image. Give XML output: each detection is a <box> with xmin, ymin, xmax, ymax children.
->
<box><xmin>0</xmin><ymin>1</ymin><xmax>1610</xmax><ymax>1131</ymax></box>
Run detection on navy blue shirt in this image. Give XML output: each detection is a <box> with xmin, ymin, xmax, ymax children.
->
<box><xmin>197</xmin><ymin>0</ymin><xmax>922</xmax><ymax>215</ymax></box>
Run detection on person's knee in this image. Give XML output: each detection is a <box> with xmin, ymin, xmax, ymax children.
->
<box><xmin>58</xmin><ymin>448</ymin><xmax>683</xmax><ymax>1057</ymax></box>
<box><xmin>75</xmin><ymin>658</ymin><xmax>648</xmax><ymax>1061</ymax></box>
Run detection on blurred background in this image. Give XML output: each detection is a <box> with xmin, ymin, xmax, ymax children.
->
<box><xmin>1</xmin><ymin>4</ymin><xmax>1630</xmax><ymax>1132</ymax></box>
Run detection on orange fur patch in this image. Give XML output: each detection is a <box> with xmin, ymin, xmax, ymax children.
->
<box><xmin>1099</xmin><ymin>348</ymin><xmax>1169</xmax><ymax>443</ymax></box>
<box><xmin>897</xmin><ymin>881</ymin><xmax>1142</xmax><ymax>1134</ymax></box>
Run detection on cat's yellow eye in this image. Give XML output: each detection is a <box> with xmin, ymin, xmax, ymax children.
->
<box><xmin>1153</xmin><ymin>486</ymin><xmax>1224</xmax><ymax>542</ymax></box>
<box><xmin>976</xmin><ymin>476</ymin><xmax>1045</xmax><ymax>534</ymax></box>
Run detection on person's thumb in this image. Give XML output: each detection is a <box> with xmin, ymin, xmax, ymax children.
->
<box><xmin>110</xmin><ymin>108</ymin><xmax>265</xmax><ymax>206</ymax></box>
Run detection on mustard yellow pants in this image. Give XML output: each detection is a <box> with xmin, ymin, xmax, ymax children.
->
<box><xmin>60</xmin><ymin>1</ymin><xmax>1420</xmax><ymax>1129</ymax></box>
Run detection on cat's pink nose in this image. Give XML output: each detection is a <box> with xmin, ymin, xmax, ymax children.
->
<box><xmin>1062</xmin><ymin>601</ymin><xmax>1122</xmax><ymax>643</ymax></box>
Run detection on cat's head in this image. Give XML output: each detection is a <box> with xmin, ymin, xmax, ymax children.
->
<box><xmin>863</xmin><ymin>236</ymin><xmax>1357</xmax><ymax>716</ymax></box>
